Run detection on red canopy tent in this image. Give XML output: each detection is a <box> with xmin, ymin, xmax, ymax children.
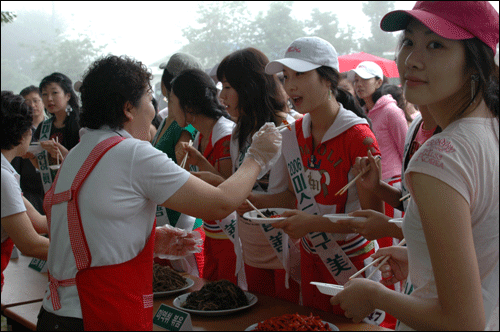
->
<box><xmin>338</xmin><ymin>52</ymin><xmax>399</xmax><ymax>78</ymax></box>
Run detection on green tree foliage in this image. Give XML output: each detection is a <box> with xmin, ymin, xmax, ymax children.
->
<box><xmin>1</xmin><ymin>11</ymin><xmax>17</xmax><ymax>25</ymax></box>
<box><xmin>180</xmin><ymin>1</ymin><xmax>254</xmax><ymax>68</ymax></box>
<box><xmin>359</xmin><ymin>1</ymin><xmax>399</xmax><ymax>58</ymax></box>
<box><xmin>1</xmin><ymin>9</ymin><xmax>105</xmax><ymax>93</ymax></box>
<box><xmin>251</xmin><ymin>2</ymin><xmax>305</xmax><ymax>61</ymax></box>
<box><xmin>305</xmin><ymin>8</ymin><xmax>358</xmax><ymax>55</ymax></box>
<box><xmin>32</xmin><ymin>34</ymin><xmax>107</xmax><ymax>85</ymax></box>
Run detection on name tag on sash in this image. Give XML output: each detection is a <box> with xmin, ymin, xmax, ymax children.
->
<box><xmin>281</xmin><ymin>125</ymin><xmax>358</xmax><ymax>285</ymax></box>
<box><xmin>259</xmin><ymin>223</ymin><xmax>301</xmax><ymax>288</ymax></box>
<box><xmin>153</xmin><ymin>304</ymin><xmax>192</xmax><ymax>331</ymax></box>
<box><xmin>38</xmin><ymin>120</ymin><xmax>54</xmax><ymax>193</ymax></box>
<box><xmin>215</xmin><ymin>212</ymin><xmax>243</xmax><ymax>274</ymax></box>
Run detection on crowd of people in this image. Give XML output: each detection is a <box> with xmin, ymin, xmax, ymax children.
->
<box><xmin>1</xmin><ymin>1</ymin><xmax>498</xmax><ymax>330</ymax></box>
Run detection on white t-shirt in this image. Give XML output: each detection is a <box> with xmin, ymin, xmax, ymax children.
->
<box><xmin>401</xmin><ymin>117</ymin><xmax>499</xmax><ymax>330</ymax></box>
<box><xmin>1</xmin><ymin>153</ymin><xmax>27</xmax><ymax>243</ymax></box>
<box><xmin>42</xmin><ymin>127</ymin><xmax>190</xmax><ymax>318</ymax></box>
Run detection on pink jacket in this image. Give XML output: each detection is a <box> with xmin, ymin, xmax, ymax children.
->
<box><xmin>366</xmin><ymin>94</ymin><xmax>408</xmax><ymax>180</ymax></box>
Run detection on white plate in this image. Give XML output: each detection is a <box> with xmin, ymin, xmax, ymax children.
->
<box><xmin>245</xmin><ymin>320</ymin><xmax>339</xmax><ymax>331</ymax></box>
<box><xmin>243</xmin><ymin>208</ymin><xmax>292</xmax><ymax>223</ymax></box>
<box><xmin>311</xmin><ymin>281</ymin><xmax>344</xmax><ymax>296</ymax></box>
<box><xmin>323</xmin><ymin>214</ymin><xmax>365</xmax><ymax>223</ymax></box>
<box><xmin>173</xmin><ymin>291</ymin><xmax>257</xmax><ymax>316</ymax></box>
<box><xmin>48</xmin><ymin>165</ymin><xmax>61</xmax><ymax>170</ymax></box>
<box><xmin>154</xmin><ymin>277</ymin><xmax>194</xmax><ymax>298</ymax></box>
<box><xmin>28</xmin><ymin>143</ymin><xmax>43</xmax><ymax>154</ymax></box>
<box><xmin>389</xmin><ymin>218</ymin><xmax>403</xmax><ymax>228</ymax></box>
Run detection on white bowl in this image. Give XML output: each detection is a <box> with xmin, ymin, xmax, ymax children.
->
<box><xmin>310</xmin><ymin>281</ymin><xmax>344</xmax><ymax>296</ymax></box>
<box><xmin>323</xmin><ymin>214</ymin><xmax>365</xmax><ymax>223</ymax></box>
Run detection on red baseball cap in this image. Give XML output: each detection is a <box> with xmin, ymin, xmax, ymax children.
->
<box><xmin>380</xmin><ymin>1</ymin><xmax>499</xmax><ymax>55</ymax></box>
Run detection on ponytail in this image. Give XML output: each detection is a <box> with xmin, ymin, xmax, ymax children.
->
<box><xmin>317</xmin><ymin>66</ymin><xmax>372</xmax><ymax>128</ymax></box>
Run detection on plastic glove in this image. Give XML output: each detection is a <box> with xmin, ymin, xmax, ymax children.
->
<box><xmin>154</xmin><ymin>224</ymin><xmax>203</xmax><ymax>260</ymax></box>
<box><xmin>245</xmin><ymin>122</ymin><xmax>282</xmax><ymax>179</ymax></box>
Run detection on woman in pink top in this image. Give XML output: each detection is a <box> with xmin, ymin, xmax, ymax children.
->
<box><xmin>352</xmin><ymin>62</ymin><xmax>408</xmax><ymax>247</ymax></box>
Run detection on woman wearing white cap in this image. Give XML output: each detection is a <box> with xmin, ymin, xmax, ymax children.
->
<box><xmin>352</xmin><ymin>61</ymin><xmax>409</xmax><ymax>243</ymax></box>
<box><xmin>257</xmin><ymin>36</ymin><xmax>398</xmax><ymax>327</ymax></box>
<box><xmin>331</xmin><ymin>1</ymin><xmax>499</xmax><ymax>330</ymax></box>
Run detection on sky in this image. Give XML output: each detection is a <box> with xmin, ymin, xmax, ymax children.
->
<box><xmin>2</xmin><ymin>1</ymin><xmax>415</xmax><ymax>66</ymax></box>
<box><xmin>2</xmin><ymin>1</ymin><xmax>499</xmax><ymax>68</ymax></box>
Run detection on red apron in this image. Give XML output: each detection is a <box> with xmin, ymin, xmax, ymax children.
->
<box><xmin>1</xmin><ymin>238</ymin><xmax>15</xmax><ymax>292</ymax></box>
<box><xmin>43</xmin><ymin>136</ymin><xmax>155</xmax><ymax>331</ymax></box>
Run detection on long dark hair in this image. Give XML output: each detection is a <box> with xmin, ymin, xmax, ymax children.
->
<box><xmin>316</xmin><ymin>66</ymin><xmax>372</xmax><ymax>128</ymax></box>
<box><xmin>171</xmin><ymin>69</ymin><xmax>230</xmax><ymax>121</ymax></box>
<box><xmin>39</xmin><ymin>72</ymin><xmax>80</xmax><ymax>134</ymax></box>
<box><xmin>463</xmin><ymin>38</ymin><xmax>499</xmax><ymax>120</ymax></box>
<box><xmin>217</xmin><ymin>47</ymin><xmax>286</xmax><ymax>150</ymax></box>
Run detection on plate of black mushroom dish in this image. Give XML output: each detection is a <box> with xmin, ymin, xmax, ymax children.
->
<box><xmin>173</xmin><ymin>279</ymin><xmax>258</xmax><ymax>316</ymax></box>
<box><xmin>243</xmin><ymin>208</ymin><xmax>292</xmax><ymax>223</ymax></box>
<box><xmin>153</xmin><ymin>263</ymin><xmax>194</xmax><ymax>297</ymax></box>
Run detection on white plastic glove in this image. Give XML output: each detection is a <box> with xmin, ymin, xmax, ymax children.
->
<box><xmin>154</xmin><ymin>224</ymin><xmax>203</xmax><ymax>259</ymax></box>
<box><xmin>245</xmin><ymin>122</ymin><xmax>282</xmax><ymax>179</ymax></box>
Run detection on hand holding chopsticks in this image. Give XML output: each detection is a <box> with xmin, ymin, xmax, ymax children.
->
<box><xmin>179</xmin><ymin>140</ymin><xmax>193</xmax><ymax>169</ymax></box>
<box><xmin>349</xmin><ymin>238</ymin><xmax>406</xmax><ymax>280</ymax></box>
<box><xmin>335</xmin><ymin>155</ymin><xmax>381</xmax><ymax>196</ymax></box>
<box><xmin>53</xmin><ymin>137</ymin><xmax>64</xmax><ymax>165</ymax></box>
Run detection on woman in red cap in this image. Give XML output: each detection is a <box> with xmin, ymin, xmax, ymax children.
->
<box><xmin>331</xmin><ymin>1</ymin><xmax>499</xmax><ymax>330</ymax></box>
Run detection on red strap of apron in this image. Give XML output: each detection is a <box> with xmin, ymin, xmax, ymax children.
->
<box><xmin>47</xmin><ymin>271</ymin><xmax>77</xmax><ymax>310</ymax></box>
<box><xmin>46</xmin><ymin>136</ymin><xmax>125</xmax><ymax>310</ymax></box>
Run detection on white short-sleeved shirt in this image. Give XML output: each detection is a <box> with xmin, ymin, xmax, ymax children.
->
<box><xmin>1</xmin><ymin>153</ymin><xmax>27</xmax><ymax>243</ymax></box>
<box><xmin>401</xmin><ymin>117</ymin><xmax>499</xmax><ymax>330</ymax></box>
<box><xmin>42</xmin><ymin>127</ymin><xmax>190</xmax><ymax>318</ymax></box>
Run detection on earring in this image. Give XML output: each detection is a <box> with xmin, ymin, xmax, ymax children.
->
<box><xmin>471</xmin><ymin>74</ymin><xmax>479</xmax><ymax>101</ymax></box>
<box><xmin>66</xmin><ymin>105</ymin><xmax>72</xmax><ymax>116</ymax></box>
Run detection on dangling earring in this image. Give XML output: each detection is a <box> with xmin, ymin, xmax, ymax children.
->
<box><xmin>471</xmin><ymin>74</ymin><xmax>479</xmax><ymax>102</ymax></box>
<box><xmin>65</xmin><ymin>105</ymin><xmax>72</xmax><ymax>116</ymax></box>
<box><xmin>328</xmin><ymin>89</ymin><xmax>332</xmax><ymax>100</ymax></box>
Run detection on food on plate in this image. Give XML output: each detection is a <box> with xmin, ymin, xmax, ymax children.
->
<box><xmin>181</xmin><ymin>279</ymin><xmax>248</xmax><ymax>311</ymax></box>
<box><xmin>257</xmin><ymin>209</ymin><xmax>282</xmax><ymax>218</ymax></box>
<box><xmin>153</xmin><ymin>263</ymin><xmax>187</xmax><ymax>292</ymax></box>
<box><xmin>252</xmin><ymin>313</ymin><xmax>332</xmax><ymax>331</ymax></box>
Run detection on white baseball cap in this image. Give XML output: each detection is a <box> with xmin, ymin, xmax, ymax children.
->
<box><xmin>265</xmin><ymin>37</ymin><xmax>339</xmax><ymax>74</ymax></box>
<box><xmin>350</xmin><ymin>61</ymin><xmax>384</xmax><ymax>80</ymax></box>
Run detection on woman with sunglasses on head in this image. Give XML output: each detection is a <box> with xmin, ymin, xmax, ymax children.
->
<box><xmin>331</xmin><ymin>2</ymin><xmax>499</xmax><ymax>330</ymax></box>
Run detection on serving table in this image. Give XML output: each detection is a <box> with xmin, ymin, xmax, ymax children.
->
<box><xmin>1</xmin><ymin>260</ymin><xmax>391</xmax><ymax>331</ymax></box>
<box><xmin>152</xmin><ymin>274</ymin><xmax>391</xmax><ymax>331</ymax></box>
<box><xmin>1</xmin><ymin>254</ymin><xmax>47</xmax><ymax>311</ymax></box>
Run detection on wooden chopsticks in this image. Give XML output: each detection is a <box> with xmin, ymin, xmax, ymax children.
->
<box><xmin>179</xmin><ymin>140</ymin><xmax>193</xmax><ymax>169</ymax></box>
<box><xmin>349</xmin><ymin>239</ymin><xmax>406</xmax><ymax>280</ymax></box>
<box><xmin>245</xmin><ymin>199</ymin><xmax>267</xmax><ymax>219</ymax></box>
<box><xmin>399</xmin><ymin>193</ymin><xmax>411</xmax><ymax>202</ymax></box>
<box><xmin>335</xmin><ymin>155</ymin><xmax>381</xmax><ymax>196</ymax></box>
